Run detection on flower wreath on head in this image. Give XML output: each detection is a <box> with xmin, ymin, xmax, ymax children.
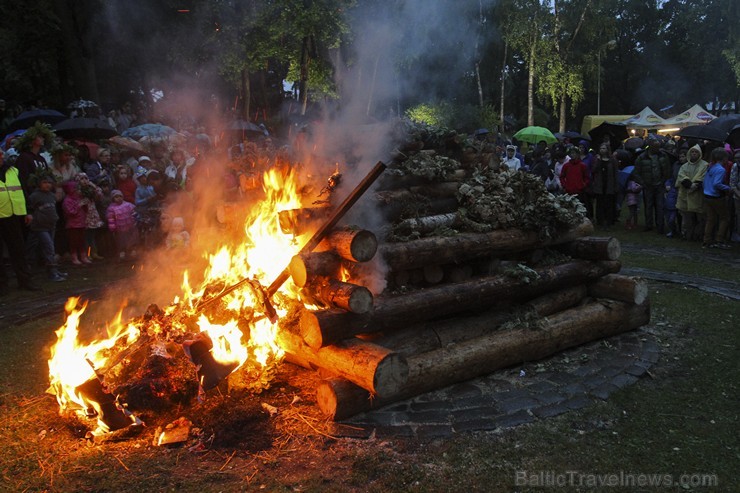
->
<box><xmin>12</xmin><ymin>122</ymin><xmax>56</xmax><ymax>152</ymax></box>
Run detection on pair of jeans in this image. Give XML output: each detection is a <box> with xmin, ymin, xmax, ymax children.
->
<box><xmin>26</xmin><ymin>229</ymin><xmax>56</xmax><ymax>271</ymax></box>
<box><xmin>642</xmin><ymin>184</ymin><xmax>665</xmax><ymax>231</ymax></box>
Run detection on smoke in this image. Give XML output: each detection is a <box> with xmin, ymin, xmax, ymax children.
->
<box><xmin>79</xmin><ymin>0</ymin><xmax>501</xmax><ymax>318</ymax></box>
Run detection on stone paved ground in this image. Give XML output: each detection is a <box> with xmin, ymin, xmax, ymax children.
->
<box><xmin>330</xmin><ymin>329</ymin><xmax>661</xmax><ymax>439</ymax></box>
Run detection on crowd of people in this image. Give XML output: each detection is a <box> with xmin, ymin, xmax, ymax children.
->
<box><xmin>0</xmin><ymin>109</ymin><xmax>225</xmax><ymax>293</ymax></box>
<box><xmin>1</xmin><ymin>104</ymin><xmax>739</xmax><ymax>294</ymax></box>
<box><xmin>484</xmin><ymin>131</ymin><xmax>740</xmax><ymax>249</ymax></box>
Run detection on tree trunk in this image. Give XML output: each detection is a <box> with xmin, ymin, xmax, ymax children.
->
<box><xmin>380</xmin><ymin>219</ymin><xmax>594</xmax><ymax>271</ymax></box>
<box><xmin>304</xmin><ymin>278</ymin><xmax>374</xmax><ymax>314</ymax></box>
<box><xmin>394</xmin><ymin>213</ymin><xmax>459</xmax><ymax>236</ymax></box>
<box><xmin>559</xmin><ymin>92</ymin><xmax>567</xmax><ymax>133</ymax></box>
<box><xmin>315</xmin><ymin>228</ymin><xmax>378</xmax><ymax>263</ymax></box>
<box><xmin>500</xmin><ymin>41</ymin><xmax>507</xmax><ymax>130</ymax></box>
<box><xmin>317</xmin><ymin>299</ymin><xmax>650</xmax><ymax>420</ymax></box>
<box><xmin>377</xmin><ymin>169</ymin><xmax>468</xmax><ymax>191</ymax></box>
<box><xmin>241</xmin><ymin>68</ymin><xmax>251</xmax><ymax>122</ymax></box>
<box><xmin>276</xmin><ymin>329</ymin><xmax>408</xmax><ymax>396</ymax></box>
<box><xmin>300</xmin><ymin>259</ymin><xmax>620</xmax><ymax>348</ymax></box>
<box><xmin>588</xmin><ymin>274</ymin><xmax>648</xmax><ymax>305</ymax></box>
<box><xmin>289</xmin><ymin>251</ymin><xmax>343</xmax><ymax>288</ymax></box>
<box><xmin>558</xmin><ymin>236</ymin><xmax>621</xmax><ymax>261</ymax></box>
<box><xmin>528</xmin><ymin>38</ymin><xmax>536</xmax><ymax>126</ymax></box>
<box><xmin>365</xmin><ymin>285</ymin><xmax>588</xmax><ymax>356</ymax></box>
<box><xmin>299</xmin><ymin>36</ymin><xmax>311</xmax><ymax>115</ymax></box>
<box><xmin>278</xmin><ymin>207</ymin><xmax>332</xmax><ymax>236</ymax></box>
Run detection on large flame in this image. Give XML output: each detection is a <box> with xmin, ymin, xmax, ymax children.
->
<box><xmin>48</xmin><ymin>165</ymin><xmax>308</xmax><ymax>420</ymax></box>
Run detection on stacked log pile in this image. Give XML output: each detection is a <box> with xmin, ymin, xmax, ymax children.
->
<box><xmin>276</xmin><ymin>123</ymin><xmax>650</xmax><ymax>420</ymax></box>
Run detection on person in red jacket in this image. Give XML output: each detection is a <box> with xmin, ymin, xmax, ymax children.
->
<box><xmin>560</xmin><ymin>146</ymin><xmax>591</xmax><ymax>207</ymax></box>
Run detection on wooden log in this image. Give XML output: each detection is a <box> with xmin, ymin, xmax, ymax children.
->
<box><xmin>380</xmin><ymin>219</ymin><xmax>594</xmax><ymax>271</ymax></box>
<box><xmin>422</xmin><ymin>264</ymin><xmax>445</xmax><ymax>284</ymax></box>
<box><xmin>289</xmin><ymin>251</ymin><xmax>343</xmax><ymax>288</ymax></box>
<box><xmin>278</xmin><ymin>206</ymin><xmax>332</xmax><ymax>236</ymax></box>
<box><xmin>444</xmin><ymin>264</ymin><xmax>473</xmax><ymax>283</ymax></box>
<box><xmin>588</xmin><ymin>274</ymin><xmax>648</xmax><ymax>305</ymax></box>
<box><xmin>394</xmin><ymin>213</ymin><xmax>459</xmax><ymax>236</ymax></box>
<box><xmin>558</xmin><ymin>236</ymin><xmax>621</xmax><ymax>261</ymax></box>
<box><xmin>304</xmin><ymin>278</ymin><xmax>374</xmax><ymax>314</ymax></box>
<box><xmin>276</xmin><ymin>329</ymin><xmax>408</xmax><ymax>396</ymax></box>
<box><xmin>376</xmin><ymin>195</ymin><xmax>459</xmax><ymax>223</ymax></box>
<box><xmin>300</xmin><ymin>259</ymin><xmax>620</xmax><ymax>349</ymax></box>
<box><xmin>366</xmin><ymin>285</ymin><xmax>588</xmax><ymax>356</ymax></box>
<box><xmin>317</xmin><ymin>299</ymin><xmax>650</xmax><ymax>420</ymax></box>
<box><xmin>314</xmin><ymin>228</ymin><xmax>378</xmax><ymax>262</ymax></box>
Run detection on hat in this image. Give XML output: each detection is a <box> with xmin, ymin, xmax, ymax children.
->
<box><xmin>138</xmin><ymin>155</ymin><xmax>152</xmax><ymax>164</ymax></box>
<box><xmin>146</xmin><ymin>169</ymin><xmax>160</xmax><ymax>178</ymax></box>
<box><xmin>506</xmin><ymin>145</ymin><xmax>516</xmax><ymax>151</ymax></box>
<box><xmin>111</xmin><ymin>189</ymin><xmax>123</xmax><ymax>198</ymax></box>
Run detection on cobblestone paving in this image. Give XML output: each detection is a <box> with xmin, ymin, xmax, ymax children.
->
<box><xmin>331</xmin><ymin>329</ymin><xmax>660</xmax><ymax>439</ymax></box>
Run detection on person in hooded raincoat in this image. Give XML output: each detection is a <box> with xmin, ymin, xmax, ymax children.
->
<box><xmin>676</xmin><ymin>144</ymin><xmax>708</xmax><ymax>241</ymax></box>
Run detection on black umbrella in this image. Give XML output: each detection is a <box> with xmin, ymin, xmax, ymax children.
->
<box><xmin>727</xmin><ymin>125</ymin><xmax>740</xmax><ymax>148</ymax></box>
<box><xmin>705</xmin><ymin>114</ymin><xmax>740</xmax><ymax>135</ymax></box>
<box><xmin>624</xmin><ymin>137</ymin><xmax>645</xmax><ymax>151</ymax></box>
<box><xmin>53</xmin><ymin>117</ymin><xmax>118</xmax><ymax>140</ymax></box>
<box><xmin>677</xmin><ymin>124</ymin><xmax>728</xmax><ymax>143</ymax></box>
<box><xmin>7</xmin><ymin>109</ymin><xmax>67</xmax><ymax>133</ymax></box>
<box><xmin>588</xmin><ymin>122</ymin><xmax>630</xmax><ymax>149</ymax></box>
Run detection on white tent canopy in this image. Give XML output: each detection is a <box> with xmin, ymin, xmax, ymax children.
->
<box><xmin>617</xmin><ymin>107</ymin><xmax>667</xmax><ymax>128</ymax></box>
<box><xmin>661</xmin><ymin>104</ymin><xmax>716</xmax><ymax>126</ymax></box>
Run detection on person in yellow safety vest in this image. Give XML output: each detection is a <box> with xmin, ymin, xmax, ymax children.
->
<box><xmin>0</xmin><ymin>149</ymin><xmax>40</xmax><ymax>293</ymax></box>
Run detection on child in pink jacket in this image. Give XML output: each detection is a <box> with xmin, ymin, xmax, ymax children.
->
<box><xmin>106</xmin><ymin>189</ymin><xmax>138</xmax><ymax>259</ymax></box>
<box><xmin>62</xmin><ymin>181</ymin><xmax>90</xmax><ymax>265</ymax></box>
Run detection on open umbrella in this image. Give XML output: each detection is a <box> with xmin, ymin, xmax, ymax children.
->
<box><xmin>588</xmin><ymin>122</ymin><xmax>629</xmax><ymax>149</ymax></box>
<box><xmin>676</xmin><ymin>125</ymin><xmax>727</xmax><ymax>142</ymax></box>
<box><xmin>513</xmin><ymin>126</ymin><xmax>557</xmax><ymax>145</ymax></box>
<box><xmin>1</xmin><ymin>129</ymin><xmax>26</xmax><ymax>150</ymax></box>
<box><xmin>705</xmin><ymin>114</ymin><xmax>740</xmax><ymax>135</ymax></box>
<box><xmin>109</xmin><ymin>135</ymin><xmax>145</xmax><ymax>153</ymax></box>
<box><xmin>53</xmin><ymin>117</ymin><xmax>118</xmax><ymax>140</ymax></box>
<box><xmin>617</xmin><ymin>165</ymin><xmax>635</xmax><ymax>189</ymax></box>
<box><xmin>6</xmin><ymin>109</ymin><xmax>66</xmax><ymax>133</ymax></box>
<box><xmin>122</xmin><ymin>123</ymin><xmax>177</xmax><ymax>140</ymax></box>
<box><xmin>624</xmin><ymin>137</ymin><xmax>644</xmax><ymax>151</ymax></box>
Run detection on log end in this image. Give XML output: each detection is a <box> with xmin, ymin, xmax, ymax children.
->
<box><xmin>348</xmin><ymin>286</ymin><xmax>374</xmax><ymax>314</ymax></box>
<box><xmin>289</xmin><ymin>255</ymin><xmax>308</xmax><ymax>288</ymax></box>
<box><xmin>606</xmin><ymin>237</ymin><xmax>622</xmax><ymax>260</ymax></box>
<box><xmin>350</xmin><ymin>230</ymin><xmax>379</xmax><ymax>262</ymax></box>
<box><xmin>373</xmin><ymin>352</ymin><xmax>409</xmax><ymax>396</ymax></box>
<box><xmin>317</xmin><ymin>379</ymin><xmax>374</xmax><ymax>421</ymax></box>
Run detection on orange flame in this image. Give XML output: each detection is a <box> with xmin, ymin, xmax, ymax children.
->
<box><xmin>48</xmin><ymin>164</ymin><xmax>312</xmax><ymax>422</ymax></box>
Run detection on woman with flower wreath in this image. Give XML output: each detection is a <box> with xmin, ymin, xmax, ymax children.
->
<box><xmin>13</xmin><ymin>122</ymin><xmax>55</xmax><ymax>197</ymax></box>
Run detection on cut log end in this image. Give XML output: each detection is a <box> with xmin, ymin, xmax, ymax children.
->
<box><xmin>373</xmin><ymin>353</ymin><xmax>409</xmax><ymax>397</ymax></box>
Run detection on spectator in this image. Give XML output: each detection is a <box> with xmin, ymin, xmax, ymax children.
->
<box><xmin>501</xmin><ymin>145</ymin><xmax>521</xmax><ymax>172</ymax></box>
<box><xmin>633</xmin><ymin>138</ymin><xmax>671</xmax><ymax>233</ymax></box>
<box><xmin>0</xmin><ymin>149</ymin><xmax>40</xmax><ymax>291</ymax></box>
<box><xmin>624</xmin><ymin>171</ymin><xmax>642</xmax><ymax>230</ymax></box>
<box><xmin>591</xmin><ymin>143</ymin><xmax>619</xmax><ymax>228</ymax></box>
<box><xmin>114</xmin><ymin>165</ymin><xmax>137</xmax><ymax>203</ymax></box>
<box><xmin>730</xmin><ymin>150</ymin><xmax>740</xmax><ymax>243</ymax></box>
<box><xmin>61</xmin><ymin>180</ymin><xmax>90</xmax><ymax>265</ymax></box>
<box><xmin>560</xmin><ymin>146</ymin><xmax>590</xmax><ymax>207</ymax></box>
<box><xmin>13</xmin><ymin>122</ymin><xmax>54</xmax><ymax>196</ymax></box>
<box><xmin>107</xmin><ymin>189</ymin><xmax>138</xmax><ymax>260</ymax></box>
<box><xmin>74</xmin><ymin>173</ymin><xmax>105</xmax><ymax>260</ymax></box>
<box><xmin>25</xmin><ymin>175</ymin><xmax>66</xmax><ymax>281</ymax></box>
<box><xmin>702</xmin><ymin>148</ymin><xmax>732</xmax><ymax>249</ymax></box>
<box><xmin>676</xmin><ymin>145</ymin><xmax>707</xmax><ymax>241</ymax></box>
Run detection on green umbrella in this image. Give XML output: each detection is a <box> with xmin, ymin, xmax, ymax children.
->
<box><xmin>513</xmin><ymin>126</ymin><xmax>557</xmax><ymax>145</ymax></box>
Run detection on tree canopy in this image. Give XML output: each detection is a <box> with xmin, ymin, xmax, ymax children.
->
<box><xmin>0</xmin><ymin>0</ymin><xmax>736</xmax><ymax>132</ymax></box>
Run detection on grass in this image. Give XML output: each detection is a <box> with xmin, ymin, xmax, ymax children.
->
<box><xmin>0</xmin><ymin>234</ymin><xmax>738</xmax><ymax>492</ymax></box>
